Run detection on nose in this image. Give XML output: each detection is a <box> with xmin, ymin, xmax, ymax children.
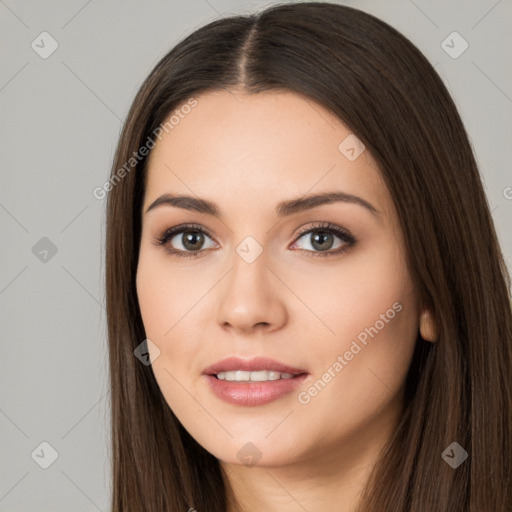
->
<box><xmin>216</xmin><ymin>246</ymin><xmax>288</xmax><ymax>335</ymax></box>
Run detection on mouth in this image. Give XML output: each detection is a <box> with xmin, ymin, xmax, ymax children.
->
<box><xmin>202</xmin><ymin>356</ymin><xmax>309</xmax><ymax>406</ymax></box>
<box><xmin>213</xmin><ymin>369</ymin><xmax>304</xmax><ymax>381</ymax></box>
<box><xmin>203</xmin><ymin>356</ymin><xmax>307</xmax><ymax>378</ymax></box>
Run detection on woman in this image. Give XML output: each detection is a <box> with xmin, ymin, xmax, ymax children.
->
<box><xmin>105</xmin><ymin>2</ymin><xmax>512</xmax><ymax>511</ymax></box>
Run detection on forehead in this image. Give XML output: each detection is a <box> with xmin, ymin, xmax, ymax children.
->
<box><xmin>143</xmin><ymin>89</ymin><xmax>391</xmax><ymax>220</ymax></box>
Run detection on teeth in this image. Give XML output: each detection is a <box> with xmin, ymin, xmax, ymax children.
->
<box><xmin>216</xmin><ymin>370</ymin><xmax>295</xmax><ymax>382</ymax></box>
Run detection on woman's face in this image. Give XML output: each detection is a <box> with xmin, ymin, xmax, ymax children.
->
<box><xmin>136</xmin><ymin>89</ymin><xmax>421</xmax><ymax>469</ymax></box>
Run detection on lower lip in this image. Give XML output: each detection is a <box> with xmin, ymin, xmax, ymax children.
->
<box><xmin>204</xmin><ymin>374</ymin><xmax>309</xmax><ymax>406</ymax></box>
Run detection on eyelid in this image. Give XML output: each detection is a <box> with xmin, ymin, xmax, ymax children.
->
<box><xmin>153</xmin><ymin>222</ymin><xmax>215</xmax><ymax>242</ymax></box>
<box><xmin>290</xmin><ymin>221</ymin><xmax>356</xmax><ymax>257</ymax></box>
<box><xmin>153</xmin><ymin>221</ymin><xmax>357</xmax><ymax>258</ymax></box>
<box><xmin>152</xmin><ymin>223</ymin><xmax>217</xmax><ymax>249</ymax></box>
<box><xmin>293</xmin><ymin>221</ymin><xmax>354</xmax><ymax>241</ymax></box>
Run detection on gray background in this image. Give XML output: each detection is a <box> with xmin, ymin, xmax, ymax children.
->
<box><xmin>0</xmin><ymin>0</ymin><xmax>510</xmax><ymax>510</ymax></box>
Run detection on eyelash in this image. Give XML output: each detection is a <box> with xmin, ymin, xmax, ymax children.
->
<box><xmin>152</xmin><ymin>222</ymin><xmax>357</xmax><ymax>259</ymax></box>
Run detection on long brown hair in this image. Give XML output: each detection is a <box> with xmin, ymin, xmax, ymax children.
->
<box><xmin>105</xmin><ymin>2</ymin><xmax>512</xmax><ymax>510</ymax></box>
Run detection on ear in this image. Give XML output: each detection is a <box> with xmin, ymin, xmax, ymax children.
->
<box><xmin>419</xmin><ymin>307</ymin><xmax>437</xmax><ymax>343</ymax></box>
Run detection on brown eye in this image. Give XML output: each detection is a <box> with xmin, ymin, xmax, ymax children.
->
<box><xmin>309</xmin><ymin>231</ymin><xmax>335</xmax><ymax>251</ymax></box>
<box><xmin>153</xmin><ymin>223</ymin><xmax>217</xmax><ymax>259</ymax></box>
<box><xmin>291</xmin><ymin>222</ymin><xmax>357</xmax><ymax>257</ymax></box>
<box><xmin>179</xmin><ymin>231</ymin><xmax>206</xmax><ymax>251</ymax></box>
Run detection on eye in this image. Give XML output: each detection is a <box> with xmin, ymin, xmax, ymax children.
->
<box><xmin>290</xmin><ymin>222</ymin><xmax>357</xmax><ymax>258</ymax></box>
<box><xmin>152</xmin><ymin>223</ymin><xmax>217</xmax><ymax>259</ymax></box>
<box><xmin>153</xmin><ymin>221</ymin><xmax>357</xmax><ymax>259</ymax></box>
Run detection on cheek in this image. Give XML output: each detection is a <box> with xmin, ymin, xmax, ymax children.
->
<box><xmin>291</xmin><ymin>233</ymin><xmax>414</xmax><ymax>346</ymax></box>
<box><xmin>136</xmin><ymin>257</ymin><xmax>167</xmax><ymax>338</ymax></box>
<box><xmin>136</xmin><ymin>249</ymin><xmax>193</xmax><ymax>339</ymax></box>
<box><xmin>300</xmin><ymin>238</ymin><xmax>419</xmax><ymax>418</ymax></box>
<box><xmin>135</xmin><ymin>250</ymin><xmax>206</xmax><ymax>373</ymax></box>
<box><xmin>135</xmin><ymin>253</ymin><xmax>197</xmax><ymax>409</ymax></box>
<box><xmin>316</xmin><ymin>295</ymin><xmax>418</xmax><ymax>439</ymax></box>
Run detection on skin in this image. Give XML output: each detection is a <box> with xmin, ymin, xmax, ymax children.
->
<box><xmin>136</xmin><ymin>89</ymin><xmax>435</xmax><ymax>512</ymax></box>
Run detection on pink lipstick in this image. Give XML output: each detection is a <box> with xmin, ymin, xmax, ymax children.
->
<box><xmin>202</xmin><ymin>356</ymin><xmax>308</xmax><ymax>406</ymax></box>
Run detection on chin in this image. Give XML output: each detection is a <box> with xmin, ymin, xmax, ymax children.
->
<box><xmin>200</xmin><ymin>432</ymin><xmax>308</xmax><ymax>469</ymax></box>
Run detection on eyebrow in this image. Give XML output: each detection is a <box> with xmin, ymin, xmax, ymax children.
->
<box><xmin>144</xmin><ymin>191</ymin><xmax>379</xmax><ymax>218</ymax></box>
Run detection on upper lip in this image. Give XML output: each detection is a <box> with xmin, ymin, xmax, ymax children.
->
<box><xmin>202</xmin><ymin>357</ymin><xmax>308</xmax><ymax>376</ymax></box>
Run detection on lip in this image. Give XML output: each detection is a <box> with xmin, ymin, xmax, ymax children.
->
<box><xmin>202</xmin><ymin>357</ymin><xmax>309</xmax><ymax>407</ymax></box>
<box><xmin>202</xmin><ymin>356</ymin><xmax>307</xmax><ymax>376</ymax></box>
